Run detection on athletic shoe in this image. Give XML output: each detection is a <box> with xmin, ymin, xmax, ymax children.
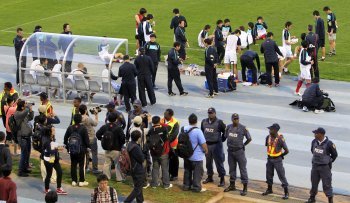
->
<box><xmin>200</xmin><ymin>188</ymin><xmax>207</xmax><ymax>192</ymax></box>
<box><xmin>206</xmin><ymin>94</ymin><xmax>214</xmax><ymax>98</ymax></box>
<box><xmin>79</xmin><ymin>181</ymin><xmax>89</xmax><ymax>187</ymax></box>
<box><xmin>332</xmin><ymin>50</ymin><xmax>336</xmax><ymax>55</ymax></box>
<box><xmin>152</xmin><ymin>183</ymin><xmax>160</xmax><ymax>189</ymax></box>
<box><xmin>314</xmin><ymin>109</ymin><xmax>324</xmax><ymax>114</ymax></box>
<box><xmin>164</xmin><ymin>184</ymin><xmax>173</xmax><ymax>190</ymax></box>
<box><xmin>275</xmin><ymin>84</ymin><xmax>280</xmax><ymax>87</ymax></box>
<box><xmin>328</xmin><ymin>52</ymin><xmax>333</xmax><ymax>56</ymax></box>
<box><xmin>56</xmin><ymin>188</ymin><xmax>68</xmax><ymax>195</ymax></box>
<box><xmin>44</xmin><ymin>189</ymin><xmax>50</xmax><ymax>194</ymax></box>
<box><xmin>180</xmin><ymin>92</ymin><xmax>188</xmax><ymax>96</ymax></box>
<box><xmin>143</xmin><ymin>183</ymin><xmax>150</xmax><ymax>189</ymax></box>
<box><xmin>294</xmin><ymin>92</ymin><xmax>301</xmax><ymax>96</ymax></box>
<box><xmin>320</xmin><ymin>57</ymin><xmax>326</xmax><ymax>61</ymax></box>
<box><xmin>168</xmin><ymin>92</ymin><xmax>176</xmax><ymax>96</ymax></box>
<box><xmin>213</xmin><ymin>92</ymin><xmax>219</xmax><ymax>95</ymax></box>
<box><xmin>302</xmin><ymin>106</ymin><xmax>309</xmax><ymax>112</ymax></box>
<box><xmin>72</xmin><ymin>181</ymin><xmax>77</xmax><ymax>187</ymax></box>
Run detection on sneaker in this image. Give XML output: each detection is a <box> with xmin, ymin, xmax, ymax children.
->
<box><xmin>213</xmin><ymin>92</ymin><xmax>219</xmax><ymax>95</ymax></box>
<box><xmin>328</xmin><ymin>52</ymin><xmax>333</xmax><ymax>56</ymax></box>
<box><xmin>294</xmin><ymin>92</ymin><xmax>301</xmax><ymax>96</ymax></box>
<box><xmin>180</xmin><ymin>92</ymin><xmax>188</xmax><ymax>96</ymax></box>
<box><xmin>275</xmin><ymin>84</ymin><xmax>280</xmax><ymax>87</ymax></box>
<box><xmin>143</xmin><ymin>183</ymin><xmax>150</xmax><ymax>189</ymax></box>
<box><xmin>320</xmin><ymin>57</ymin><xmax>326</xmax><ymax>61</ymax></box>
<box><xmin>79</xmin><ymin>181</ymin><xmax>89</xmax><ymax>187</ymax></box>
<box><xmin>56</xmin><ymin>188</ymin><xmax>68</xmax><ymax>195</ymax></box>
<box><xmin>314</xmin><ymin>109</ymin><xmax>324</xmax><ymax>114</ymax></box>
<box><xmin>164</xmin><ymin>184</ymin><xmax>173</xmax><ymax>190</ymax></box>
<box><xmin>206</xmin><ymin>94</ymin><xmax>214</xmax><ymax>98</ymax></box>
<box><xmin>332</xmin><ymin>50</ymin><xmax>336</xmax><ymax>55</ymax></box>
<box><xmin>72</xmin><ymin>181</ymin><xmax>77</xmax><ymax>187</ymax></box>
<box><xmin>152</xmin><ymin>183</ymin><xmax>160</xmax><ymax>189</ymax></box>
<box><xmin>44</xmin><ymin>189</ymin><xmax>50</xmax><ymax>194</ymax></box>
<box><xmin>302</xmin><ymin>106</ymin><xmax>309</xmax><ymax>112</ymax></box>
<box><xmin>200</xmin><ymin>188</ymin><xmax>207</xmax><ymax>193</ymax></box>
<box><xmin>168</xmin><ymin>92</ymin><xmax>176</xmax><ymax>96</ymax></box>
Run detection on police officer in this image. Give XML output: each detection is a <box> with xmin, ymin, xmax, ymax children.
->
<box><xmin>145</xmin><ymin>34</ymin><xmax>161</xmax><ymax>89</ymax></box>
<box><xmin>224</xmin><ymin>113</ymin><xmax>252</xmax><ymax>196</ymax></box>
<box><xmin>262</xmin><ymin>123</ymin><xmax>289</xmax><ymax>200</ymax></box>
<box><xmin>307</xmin><ymin>127</ymin><xmax>337</xmax><ymax>203</ymax></box>
<box><xmin>201</xmin><ymin>107</ymin><xmax>226</xmax><ymax>187</ymax></box>
<box><xmin>204</xmin><ymin>38</ymin><xmax>218</xmax><ymax>98</ymax></box>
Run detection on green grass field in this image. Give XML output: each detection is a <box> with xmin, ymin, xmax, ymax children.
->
<box><xmin>0</xmin><ymin>0</ymin><xmax>349</xmax><ymax>81</ymax></box>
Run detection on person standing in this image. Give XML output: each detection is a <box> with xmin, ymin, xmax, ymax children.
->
<box><xmin>160</xmin><ymin>109</ymin><xmax>180</xmax><ymax>181</ymax></box>
<box><xmin>281</xmin><ymin>21</ymin><xmax>295</xmax><ymax>75</ymax></box>
<box><xmin>305</xmin><ymin>25</ymin><xmax>319</xmax><ymax>80</ymax></box>
<box><xmin>214</xmin><ymin>20</ymin><xmax>225</xmax><ymax>64</ymax></box>
<box><xmin>260</xmin><ymin>32</ymin><xmax>284</xmax><ymax>87</ymax></box>
<box><xmin>182</xmin><ymin>113</ymin><xmax>208</xmax><ymax>192</ymax></box>
<box><xmin>64</xmin><ymin>114</ymin><xmax>90</xmax><ymax>187</ymax></box>
<box><xmin>295</xmin><ymin>41</ymin><xmax>314</xmax><ymax>96</ymax></box>
<box><xmin>0</xmin><ymin>169</ymin><xmax>17</xmax><ymax>203</ymax></box>
<box><xmin>143</xmin><ymin>14</ymin><xmax>155</xmax><ymax>44</ymax></box>
<box><xmin>240</xmin><ymin>50</ymin><xmax>260</xmax><ymax>85</ymax></box>
<box><xmin>223</xmin><ymin>114</ymin><xmax>252</xmax><ymax>196</ymax></box>
<box><xmin>0</xmin><ymin>82</ymin><xmax>19</xmax><ymax>128</ymax></box>
<box><xmin>222</xmin><ymin>19</ymin><xmax>232</xmax><ymax>40</ymax></box>
<box><xmin>307</xmin><ymin>127</ymin><xmax>337</xmax><ymax>203</ymax></box>
<box><xmin>39</xmin><ymin>92</ymin><xmax>53</xmax><ymax>117</ymax></box>
<box><xmin>204</xmin><ymin>38</ymin><xmax>219</xmax><ymax>98</ymax></box>
<box><xmin>0</xmin><ymin>132</ymin><xmax>12</xmax><ymax>178</ymax></box>
<box><xmin>170</xmin><ymin>8</ymin><xmax>187</xmax><ymax>41</ymax></box>
<box><xmin>201</xmin><ymin>108</ymin><xmax>227</xmax><ymax>187</ymax></box>
<box><xmin>145</xmin><ymin>34</ymin><xmax>161</xmax><ymax>89</ymax></box>
<box><xmin>175</xmin><ymin>20</ymin><xmax>189</xmax><ymax>60</ymax></box>
<box><xmin>118</xmin><ymin>55</ymin><xmax>138</xmax><ymax>112</ymax></box>
<box><xmin>134</xmin><ymin>47</ymin><xmax>156</xmax><ymax>107</ymax></box>
<box><xmin>167</xmin><ymin>42</ymin><xmax>188</xmax><ymax>96</ymax></box>
<box><xmin>91</xmin><ymin>174</ymin><xmax>118</xmax><ymax>203</ymax></box>
<box><xmin>58</xmin><ymin>23</ymin><xmax>73</xmax><ymax>74</ymax></box>
<box><xmin>96</xmin><ymin>112</ymin><xmax>125</xmax><ymax>182</ymax></box>
<box><xmin>124</xmin><ymin>131</ymin><xmax>145</xmax><ymax>203</ymax></box>
<box><xmin>70</xmin><ymin>97</ymin><xmax>82</xmax><ymax>125</ymax></box>
<box><xmin>13</xmin><ymin>28</ymin><xmax>26</xmax><ymax>85</ymax></box>
<box><xmin>135</xmin><ymin>8</ymin><xmax>147</xmax><ymax>54</ymax></box>
<box><xmin>224</xmin><ymin>29</ymin><xmax>241</xmax><ymax>78</ymax></box>
<box><xmin>4</xmin><ymin>98</ymin><xmax>19</xmax><ymax>155</ymax></box>
<box><xmin>126</xmin><ymin>100</ymin><xmax>151</xmax><ymax>141</ymax></box>
<box><xmin>262</xmin><ymin>123</ymin><xmax>289</xmax><ymax>200</ymax></box>
<box><xmin>105</xmin><ymin>101</ymin><xmax>126</xmax><ymax>129</ymax></box>
<box><xmin>323</xmin><ymin>6</ymin><xmax>337</xmax><ymax>56</ymax></box>
<box><xmin>313</xmin><ymin>10</ymin><xmax>326</xmax><ymax>61</ymax></box>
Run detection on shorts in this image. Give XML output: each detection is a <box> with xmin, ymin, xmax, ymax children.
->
<box><xmin>300</xmin><ymin>66</ymin><xmax>311</xmax><ymax>80</ymax></box>
<box><xmin>224</xmin><ymin>51</ymin><xmax>237</xmax><ymax>64</ymax></box>
<box><xmin>328</xmin><ymin>33</ymin><xmax>336</xmax><ymax>41</ymax></box>
<box><xmin>284</xmin><ymin>47</ymin><xmax>293</xmax><ymax>58</ymax></box>
<box><xmin>277</xmin><ymin>47</ymin><xmax>286</xmax><ymax>60</ymax></box>
<box><xmin>318</xmin><ymin>39</ymin><xmax>325</xmax><ymax>48</ymax></box>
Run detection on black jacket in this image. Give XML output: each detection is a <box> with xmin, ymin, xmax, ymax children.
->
<box><xmin>302</xmin><ymin>83</ymin><xmax>323</xmax><ymax>102</ymax></box>
<box><xmin>118</xmin><ymin>62</ymin><xmax>137</xmax><ymax>84</ymax></box>
<box><xmin>13</xmin><ymin>35</ymin><xmax>25</xmax><ymax>57</ymax></box>
<box><xmin>127</xmin><ymin>141</ymin><xmax>145</xmax><ymax>175</ymax></box>
<box><xmin>63</xmin><ymin>124</ymin><xmax>90</xmax><ymax>151</ymax></box>
<box><xmin>260</xmin><ymin>38</ymin><xmax>283</xmax><ymax>63</ymax></box>
<box><xmin>241</xmin><ymin>50</ymin><xmax>261</xmax><ymax>71</ymax></box>
<box><xmin>105</xmin><ymin>110</ymin><xmax>126</xmax><ymax>130</ymax></box>
<box><xmin>167</xmin><ymin>48</ymin><xmax>181</xmax><ymax>69</ymax></box>
<box><xmin>0</xmin><ymin>144</ymin><xmax>12</xmax><ymax>177</ymax></box>
<box><xmin>134</xmin><ymin>55</ymin><xmax>154</xmax><ymax>77</ymax></box>
<box><xmin>205</xmin><ymin>46</ymin><xmax>218</xmax><ymax>68</ymax></box>
<box><xmin>214</xmin><ymin>27</ymin><xmax>224</xmax><ymax>47</ymax></box>
<box><xmin>145</xmin><ymin>42</ymin><xmax>161</xmax><ymax>63</ymax></box>
<box><xmin>315</xmin><ymin>18</ymin><xmax>325</xmax><ymax>40</ymax></box>
<box><xmin>170</xmin><ymin>15</ymin><xmax>187</xmax><ymax>33</ymax></box>
<box><xmin>96</xmin><ymin>122</ymin><xmax>125</xmax><ymax>151</ymax></box>
<box><xmin>175</xmin><ymin>27</ymin><xmax>187</xmax><ymax>44</ymax></box>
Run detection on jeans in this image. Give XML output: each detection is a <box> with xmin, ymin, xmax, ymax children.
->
<box><xmin>124</xmin><ymin>174</ymin><xmax>144</xmax><ymax>203</ymax></box>
<box><xmin>44</xmin><ymin>159</ymin><xmax>62</xmax><ymax>190</ymax></box>
<box><xmin>70</xmin><ymin>152</ymin><xmax>86</xmax><ymax>182</ymax></box>
<box><xmin>103</xmin><ymin>150</ymin><xmax>123</xmax><ymax>181</ymax></box>
<box><xmin>19</xmin><ymin>137</ymin><xmax>31</xmax><ymax>173</ymax></box>
<box><xmin>86</xmin><ymin>138</ymin><xmax>98</xmax><ymax>171</ymax></box>
<box><xmin>151</xmin><ymin>154</ymin><xmax>170</xmax><ymax>187</ymax></box>
<box><xmin>183</xmin><ymin>159</ymin><xmax>204</xmax><ymax>192</ymax></box>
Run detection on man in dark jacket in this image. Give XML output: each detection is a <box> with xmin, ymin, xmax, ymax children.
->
<box><xmin>126</xmin><ymin>99</ymin><xmax>150</xmax><ymax>141</ymax></box>
<box><xmin>302</xmin><ymin>77</ymin><xmax>324</xmax><ymax>113</ymax></box>
<box><xmin>215</xmin><ymin>20</ymin><xmax>225</xmax><ymax>64</ymax></box>
<box><xmin>58</xmin><ymin>23</ymin><xmax>73</xmax><ymax>74</ymax></box>
<box><xmin>204</xmin><ymin>38</ymin><xmax>219</xmax><ymax>98</ymax></box>
<box><xmin>145</xmin><ymin>34</ymin><xmax>161</xmax><ymax>89</ymax></box>
<box><xmin>240</xmin><ymin>50</ymin><xmax>260</xmax><ymax>85</ymax></box>
<box><xmin>105</xmin><ymin>101</ymin><xmax>126</xmax><ymax>129</ymax></box>
<box><xmin>63</xmin><ymin>114</ymin><xmax>90</xmax><ymax>186</ymax></box>
<box><xmin>170</xmin><ymin>8</ymin><xmax>187</xmax><ymax>40</ymax></box>
<box><xmin>96</xmin><ymin>112</ymin><xmax>125</xmax><ymax>182</ymax></box>
<box><xmin>167</xmin><ymin>42</ymin><xmax>188</xmax><ymax>96</ymax></box>
<box><xmin>124</xmin><ymin>131</ymin><xmax>145</xmax><ymax>203</ymax></box>
<box><xmin>0</xmin><ymin>132</ymin><xmax>12</xmax><ymax>178</ymax></box>
<box><xmin>305</xmin><ymin>25</ymin><xmax>319</xmax><ymax>79</ymax></box>
<box><xmin>118</xmin><ymin>55</ymin><xmax>138</xmax><ymax>112</ymax></box>
<box><xmin>313</xmin><ymin>10</ymin><xmax>326</xmax><ymax>61</ymax></box>
<box><xmin>175</xmin><ymin>20</ymin><xmax>188</xmax><ymax>60</ymax></box>
<box><xmin>134</xmin><ymin>47</ymin><xmax>156</xmax><ymax>107</ymax></box>
<box><xmin>13</xmin><ymin>28</ymin><xmax>26</xmax><ymax>85</ymax></box>
<box><xmin>260</xmin><ymin>32</ymin><xmax>284</xmax><ymax>87</ymax></box>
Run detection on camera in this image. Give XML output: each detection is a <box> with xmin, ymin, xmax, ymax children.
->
<box><xmin>26</xmin><ymin>101</ymin><xmax>35</xmax><ymax>106</ymax></box>
<box><xmin>89</xmin><ymin>105</ymin><xmax>103</xmax><ymax>114</ymax></box>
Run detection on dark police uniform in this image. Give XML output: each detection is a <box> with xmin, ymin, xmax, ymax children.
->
<box><xmin>225</xmin><ymin>123</ymin><xmax>251</xmax><ymax>184</ymax></box>
<box><xmin>310</xmin><ymin>136</ymin><xmax>338</xmax><ymax>199</ymax></box>
<box><xmin>175</xmin><ymin>26</ymin><xmax>187</xmax><ymax>60</ymax></box>
<box><xmin>118</xmin><ymin>62</ymin><xmax>138</xmax><ymax>112</ymax></box>
<box><xmin>240</xmin><ymin>50</ymin><xmax>260</xmax><ymax>84</ymax></box>
<box><xmin>205</xmin><ymin>45</ymin><xmax>219</xmax><ymax>96</ymax></box>
<box><xmin>145</xmin><ymin>40</ymin><xmax>161</xmax><ymax>87</ymax></box>
<box><xmin>201</xmin><ymin>117</ymin><xmax>226</xmax><ymax>178</ymax></box>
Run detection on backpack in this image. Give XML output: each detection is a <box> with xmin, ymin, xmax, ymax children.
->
<box><xmin>68</xmin><ymin>127</ymin><xmax>82</xmax><ymax>155</ymax></box>
<box><xmin>119</xmin><ymin>147</ymin><xmax>132</xmax><ymax>175</ymax></box>
<box><xmin>259</xmin><ymin>72</ymin><xmax>269</xmax><ymax>85</ymax></box>
<box><xmin>148</xmin><ymin>127</ymin><xmax>164</xmax><ymax>157</ymax></box>
<box><xmin>32</xmin><ymin>127</ymin><xmax>44</xmax><ymax>152</ymax></box>
<box><xmin>101</xmin><ymin>124</ymin><xmax>114</xmax><ymax>150</ymax></box>
<box><xmin>321</xmin><ymin>97</ymin><xmax>336</xmax><ymax>112</ymax></box>
<box><xmin>176</xmin><ymin>127</ymin><xmax>198</xmax><ymax>159</ymax></box>
<box><xmin>227</xmin><ymin>75</ymin><xmax>237</xmax><ymax>91</ymax></box>
<box><xmin>93</xmin><ymin>187</ymin><xmax>115</xmax><ymax>202</ymax></box>
<box><xmin>8</xmin><ymin>114</ymin><xmax>19</xmax><ymax>137</ymax></box>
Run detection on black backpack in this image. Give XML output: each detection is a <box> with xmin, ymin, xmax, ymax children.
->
<box><xmin>101</xmin><ymin>124</ymin><xmax>114</xmax><ymax>150</ymax></box>
<box><xmin>32</xmin><ymin>126</ymin><xmax>44</xmax><ymax>152</ymax></box>
<box><xmin>176</xmin><ymin>127</ymin><xmax>198</xmax><ymax>159</ymax></box>
<box><xmin>68</xmin><ymin>127</ymin><xmax>82</xmax><ymax>155</ymax></box>
<box><xmin>259</xmin><ymin>73</ymin><xmax>269</xmax><ymax>85</ymax></box>
<box><xmin>148</xmin><ymin>127</ymin><xmax>164</xmax><ymax>157</ymax></box>
<box><xmin>227</xmin><ymin>75</ymin><xmax>237</xmax><ymax>91</ymax></box>
<box><xmin>8</xmin><ymin>114</ymin><xmax>19</xmax><ymax>137</ymax></box>
<box><xmin>321</xmin><ymin>97</ymin><xmax>336</xmax><ymax>112</ymax></box>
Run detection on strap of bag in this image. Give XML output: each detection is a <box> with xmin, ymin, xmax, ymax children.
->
<box><xmin>187</xmin><ymin>127</ymin><xmax>199</xmax><ymax>151</ymax></box>
<box><xmin>110</xmin><ymin>187</ymin><xmax>114</xmax><ymax>202</ymax></box>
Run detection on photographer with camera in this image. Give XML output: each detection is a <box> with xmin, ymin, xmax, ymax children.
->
<box><xmin>79</xmin><ymin>104</ymin><xmax>101</xmax><ymax>174</ymax></box>
<box><xmin>14</xmin><ymin>100</ymin><xmax>34</xmax><ymax>177</ymax></box>
<box><xmin>126</xmin><ymin>100</ymin><xmax>151</xmax><ymax>142</ymax></box>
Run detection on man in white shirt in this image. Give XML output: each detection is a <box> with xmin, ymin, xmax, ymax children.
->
<box><xmin>29</xmin><ymin>59</ymin><xmax>41</xmax><ymax>80</ymax></box>
<box><xmin>281</xmin><ymin>21</ymin><xmax>295</xmax><ymax>74</ymax></box>
<box><xmin>51</xmin><ymin>58</ymin><xmax>63</xmax><ymax>98</ymax></box>
<box><xmin>224</xmin><ymin>30</ymin><xmax>241</xmax><ymax>80</ymax></box>
<box><xmin>239</xmin><ymin>26</ymin><xmax>249</xmax><ymax>49</ymax></box>
<box><xmin>198</xmin><ymin>25</ymin><xmax>211</xmax><ymax>48</ymax></box>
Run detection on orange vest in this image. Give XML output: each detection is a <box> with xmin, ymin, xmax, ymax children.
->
<box><xmin>267</xmin><ymin>134</ymin><xmax>283</xmax><ymax>157</ymax></box>
<box><xmin>161</xmin><ymin>117</ymin><xmax>179</xmax><ymax>149</ymax></box>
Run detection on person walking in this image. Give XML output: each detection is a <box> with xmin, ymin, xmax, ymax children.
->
<box><xmin>13</xmin><ymin>27</ymin><xmax>26</xmax><ymax>85</ymax></box>
<box><xmin>306</xmin><ymin>127</ymin><xmax>338</xmax><ymax>203</ymax></box>
<box><xmin>214</xmin><ymin>20</ymin><xmax>225</xmax><ymax>64</ymax></box>
<box><xmin>223</xmin><ymin>114</ymin><xmax>252</xmax><ymax>196</ymax></box>
<box><xmin>204</xmin><ymin>38</ymin><xmax>219</xmax><ymax>98</ymax></box>
<box><xmin>145</xmin><ymin>34</ymin><xmax>161</xmax><ymax>89</ymax></box>
<box><xmin>240</xmin><ymin>50</ymin><xmax>260</xmax><ymax>85</ymax></box>
<box><xmin>167</xmin><ymin>42</ymin><xmax>188</xmax><ymax>96</ymax></box>
<box><xmin>175</xmin><ymin>19</ymin><xmax>189</xmax><ymax>60</ymax></box>
<box><xmin>281</xmin><ymin>21</ymin><xmax>295</xmax><ymax>75</ymax></box>
<box><xmin>170</xmin><ymin>8</ymin><xmax>187</xmax><ymax>41</ymax></box>
<box><xmin>260</xmin><ymin>32</ymin><xmax>284</xmax><ymax>87</ymax></box>
<box><xmin>201</xmin><ymin>108</ymin><xmax>227</xmax><ymax>187</ymax></box>
<box><xmin>134</xmin><ymin>47</ymin><xmax>156</xmax><ymax>107</ymax></box>
<box><xmin>262</xmin><ymin>123</ymin><xmax>289</xmax><ymax>200</ymax></box>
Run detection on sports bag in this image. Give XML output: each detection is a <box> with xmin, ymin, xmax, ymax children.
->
<box><xmin>321</xmin><ymin>97</ymin><xmax>336</xmax><ymax>112</ymax></box>
<box><xmin>259</xmin><ymin>72</ymin><xmax>269</xmax><ymax>85</ymax></box>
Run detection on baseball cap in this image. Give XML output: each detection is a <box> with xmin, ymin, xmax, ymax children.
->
<box><xmin>105</xmin><ymin>101</ymin><xmax>115</xmax><ymax>109</ymax></box>
<box><xmin>312</xmin><ymin>127</ymin><xmax>326</xmax><ymax>134</ymax></box>
<box><xmin>39</xmin><ymin>92</ymin><xmax>48</xmax><ymax>99</ymax></box>
<box><xmin>133</xmin><ymin>116</ymin><xmax>142</xmax><ymax>125</ymax></box>
<box><xmin>267</xmin><ymin>123</ymin><xmax>280</xmax><ymax>131</ymax></box>
<box><xmin>207</xmin><ymin>107</ymin><xmax>216</xmax><ymax>113</ymax></box>
<box><xmin>232</xmin><ymin>113</ymin><xmax>239</xmax><ymax>119</ymax></box>
<box><xmin>38</xmin><ymin>105</ymin><xmax>46</xmax><ymax>114</ymax></box>
<box><xmin>150</xmin><ymin>33</ymin><xmax>156</xmax><ymax>38</ymax></box>
<box><xmin>133</xmin><ymin>99</ymin><xmax>142</xmax><ymax>107</ymax></box>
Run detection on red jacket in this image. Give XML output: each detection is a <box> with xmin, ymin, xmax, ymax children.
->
<box><xmin>0</xmin><ymin>177</ymin><xmax>17</xmax><ymax>203</ymax></box>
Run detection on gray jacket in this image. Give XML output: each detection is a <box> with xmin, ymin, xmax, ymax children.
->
<box><xmin>14</xmin><ymin>108</ymin><xmax>34</xmax><ymax>139</ymax></box>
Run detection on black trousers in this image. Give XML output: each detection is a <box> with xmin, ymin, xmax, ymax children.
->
<box><xmin>311</xmin><ymin>58</ymin><xmax>319</xmax><ymax>79</ymax></box>
<box><xmin>169</xmin><ymin>149</ymin><xmax>179</xmax><ymax>178</ymax></box>
<box><xmin>216</xmin><ymin>46</ymin><xmax>225</xmax><ymax>64</ymax></box>
<box><xmin>47</xmin><ymin>59</ymin><xmax>57</xmax><ymax>70</ymax></box>
<box><xmin>16</xmin><ymin>56</ymin><xmax>26</xmax><ymax>84</ymax></box>
<box><xmin>167</xmin><ymin>68</ymin><xmax>184</xmax><ymax>94</ymax></box>
<box><xmin>303</xmin><ymin>96</ymin><xmax>324</xmax><ymax>110</ymax></box>
<box><xmin>64</xmin><ymin>61</ymin><xmax>72</xmax><ymax>75</ymax></box>
<box><xmin>241</xmin><ymin>56</ymin><xmax>258</xmax><ymax>84</ymax></box>
<box><xmin>310</xmin><ymin>164</ymin><xmax>333</xmax><ymax>197</ymax></box>
<box><xmin>44</xmin><ymin>159</ymin><xmax>62</xmax><ymax>190</ymax></box>
<box><xmin>70</xmin><ymin>152</ymin><xmax>86</xmax><ymax>182</ymax></box>
<box><xmin>137</xmin><ymin>75</ymin><xmax>156</xmax><ymax>106</ymax></box>
<box><xmin>152</xmin><ymin>62</ymin><xmax>159</xmax><ymax>86</ymax></box>
<box><xmin>205</xmin><ymin>66</ymin><xmax>218</xmax><ymax>95</ymax></box>
<box><xmin>124</xmin><ymin>174</ymin><xmax>144</xmax><ymax>203</ymax></box>
<box><xmin>122</xmin><ymin>82</ymin><xmax>137</xmax><ymax>111</ymax></box>
<box><xmin>265</xmin><ymin>61</ymin><xmax>280</xmax><ymax>85</ymax></box>
<box><xmin>179</xmin><ymin>44</ymin><xmax>186</xmax><ymax>60</ymax></box>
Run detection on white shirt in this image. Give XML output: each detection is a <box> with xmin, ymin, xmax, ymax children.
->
<box><xmin>282</xmin><ymin>28</ymin><xmax>291</xmax><ymax>49</ymax></box>
<box><xmin>247</xmin><ymin>29</ymin><xmax>253</xmax><ymax>45</ymax></box>
<box><xmin>318</xmin><ymin>137</ymin><xmax>327</xmax><ymax>145</ymax></box>
<box><xmin>197</xmin><ymin>30</ymin><xmax>207</xmax><ymax>48</ymax></box>
<box><xmin>101</xmin><ymin>69</ymin><xmax>109</xmax><ymax>83</ymax></box>
<box><xmin>68</xmin><ymin>69</ymin><xmax>84</xmax><ymax>84</ymax></box>
<box><xmin>29</xmin><ymin>59</ymin><xmax>41</xmax><ymax>79</ymax></box>
<box><xmin>52</xmin><ymin>64</ymin><xmax>62</xmax><ymax>84</ymax></box>
<box><xmin>225</xmin><ymin>34</ymin><xmax>239</xmax><ymax>53</ymax></box>
<box><xmin>143</xmin><ymin>21</ymin><xmax>153</xmax><ymax>42</ymax></box>
<box><xmin>239</xmin><ymin>30</ymin><xmax>248</xmax><ymax>49</ymax></box>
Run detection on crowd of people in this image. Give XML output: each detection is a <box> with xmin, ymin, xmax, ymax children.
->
<box><xmin>0</xmin><ymin>4</ymin><xmax>340</xmax><ymax>203</ymax></box>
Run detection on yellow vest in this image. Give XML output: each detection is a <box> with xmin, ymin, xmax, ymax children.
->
<box><xmin>267</xmin><ymin>134</ymin><xmax>283</xmax><ymax>157</ymax></box>
<box><xmin>161</xmin><ymin>117</ymin><xmax>179</xmax><ymax>148</ymax></box>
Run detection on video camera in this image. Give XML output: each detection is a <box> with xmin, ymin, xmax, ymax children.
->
<box><xmin>89</xmin><ymin>105</ymin><xmax>103</xmax><ymax>114</ymax></box>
